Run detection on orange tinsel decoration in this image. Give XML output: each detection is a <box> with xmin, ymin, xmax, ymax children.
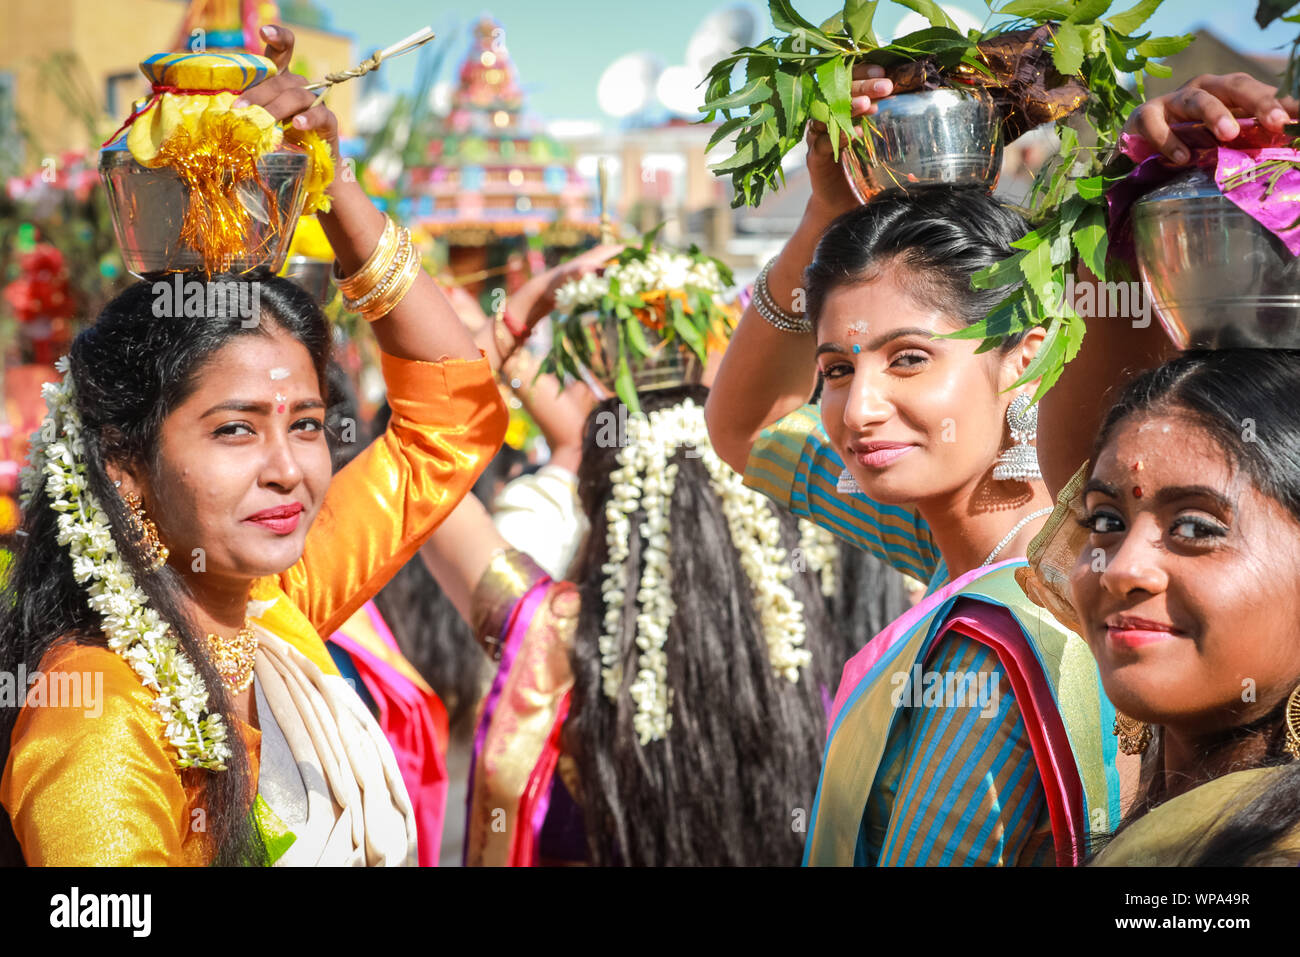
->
<box><xmin>153</xmin><ymin>114</ymin><xmax>281</xmax><ymax>274</ymax></box>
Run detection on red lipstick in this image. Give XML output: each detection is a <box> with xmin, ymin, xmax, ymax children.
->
<box><xmin>1105</xmin><ymin>614</ymin><xmax>1182</xmax><ymax>651</ymax></box>
<box><xmin>849</xmin><ymin>440</ymin><xmax>916</xmax><ymax>469</ymax></box>
<box><xmin>243</xmin><ymin>502</ymin><xmax>304</xmax><ymax>535</ymax></box>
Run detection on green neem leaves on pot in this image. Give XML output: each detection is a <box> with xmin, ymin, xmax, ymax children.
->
<box><xmin>699</xmin><ymin>0</ymin><xmax>1192</xmax><ymax>393</ymax></box>
<box><xmin>843</xmin><ymin>1</ymin><xmax>880</xmax><ymax>44</ymax></box>
<box><xmin>698</xmin><ymin>1</ymin><xmax>988</xmax><ymax>208</ymax></box>
<box><xmin>895</xmin><ymin>0</ymin><xmax>959</xmax><ymax>29</ymax></box>
<box><xmin>931</xmin><ymin>0</ymin><xmax>1192</xmax><ymax>397</ymax></box>
<box><xmin>1107</xmin><ymin>0</ymin><xmax>1164</xmax><ymax>33</ymax></box>
<box><xmin>697</xmin><ymin>0</ymin><xmax>1192</xmax><ymax>211</ymax></box>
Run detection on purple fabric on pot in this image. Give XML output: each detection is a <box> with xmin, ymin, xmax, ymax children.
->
<box><xmin>1106</xmin><ymin>121</ymin><xmax>1300</xmax><ymax>266</ymax></box>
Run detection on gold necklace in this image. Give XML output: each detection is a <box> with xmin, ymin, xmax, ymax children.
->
<box><xmin>206</xmin><ymin>621</ymin><xmax>259</xmax><ymax>694</ymax></box>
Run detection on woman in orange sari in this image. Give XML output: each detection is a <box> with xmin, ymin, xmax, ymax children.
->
<box><xmin>0</xmin><ymin>26</ymin><xmax>507</xmax><ymax>866</ymax></box>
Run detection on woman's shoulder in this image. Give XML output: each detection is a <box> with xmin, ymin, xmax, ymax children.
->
<box><xmin>13</xmin><ymin>635</ymin><xmax>167</xmax><ymax>740</ymax></box>
<box><xmin>1096</xmin><ymin>767</ymin><xmax>1300</xmax><ymax>866</ymax></box>
<box><xmin>2</xmin><ymin>636</ymin><xmax>195</xmax><ymax>866</ymax></box>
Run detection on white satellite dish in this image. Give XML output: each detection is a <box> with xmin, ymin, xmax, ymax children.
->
<box><xmin>657</xmin><ymin>65</ymin><xmax>705</xmax><ymax>116</ymax></box>
<box><xmin>685</xmin><ymin>4</ymin><xmax>760</xmax><ymax>76</ymax></box>
<box><xmin>892</xmin><ymin>5</ymin><xmax>983</xmax><ymax>40</ymax></box>
<box><xmin>597</xmin><ymin>52</ymin><xmax>664</xmax><ymax>119</ymax></box>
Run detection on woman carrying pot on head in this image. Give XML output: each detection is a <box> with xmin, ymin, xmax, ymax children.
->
<box><xmin>1062</xmin><ymin>351</ymin><xmax>1300</xmax><ymax>866</ymax></box>
<box><xmin>704</xmin><ymin>67</ymin><xmax>1119</xmax><ymax>867</ymax></box>
<box><xmin>0</xmin><ymin>25</ymin><xmax>508</xmax><ymax>866</ymax></box>
<box><xmin>1019</xmin><ymin>74</ymin><xmax>1300</xmax><ymax>865</ymax></box>
<box><xmin>419</xmin><ymin>249</ymin><xmax>847</xmax><ymax>866</ymax></box>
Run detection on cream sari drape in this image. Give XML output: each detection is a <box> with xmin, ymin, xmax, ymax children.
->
<box><xmin>251</xmin><ymin>625</ymin><xmax>418</xmax><ymax>866</ymax></box>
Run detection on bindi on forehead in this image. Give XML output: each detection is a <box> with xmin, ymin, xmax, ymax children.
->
<box><xmin>1103</xmin><ymin>417</ymin><xmax>1244</xmax><ymax>500</ymax></box>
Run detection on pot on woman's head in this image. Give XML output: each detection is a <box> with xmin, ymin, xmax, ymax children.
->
<box><xmin>579</xmin><ymin>310</ymin><xmax>704</xmax><ymax>399</ymax></box>
<box><xmin>100</xmin><ymin>147</ymin><xmax>310</xmax><ymax>279</ymax></box>
<box><xmin>841</xmin><ymin>87</ymin><xmax>1003</xmax><ymax>201</ymax></box>
<box><xmin>1133</xmin><ymin>168</ymin><xmax>1300</xmax><ymax>349</ymax></box>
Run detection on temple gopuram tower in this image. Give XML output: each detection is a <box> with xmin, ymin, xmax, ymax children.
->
<box><xmin>407</xmin><ymin>17</ymin><xmax>597</xmax><ymax>297</ymax></box>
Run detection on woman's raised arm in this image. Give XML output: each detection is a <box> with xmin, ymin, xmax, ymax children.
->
<box><xmin>240</xmin><ymin>24</ymin><xmax>479</xmax><ymax>363</ymax></box>
<box><xmin>705</xmin><ymin>66</ymin><xmax>893</xmax><ymax>473</ymax></box>
<box><xmin>1039</xmin><ymin>72</ymin><xmax>1299</xmax><ymax>496</ymax></box>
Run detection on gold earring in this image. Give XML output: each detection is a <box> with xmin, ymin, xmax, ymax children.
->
<box><xmin>1284</xmin><ymin>684</ymin><xmax>1300</xmax><ymax>760</ymax></box>
<box><xmin>123</xmin><ymin>492</ymin><xmax>169</xmax><ymax>571</ymax></box>
<box><xmin>1114</xmin><ymin>711</ymin><xmax>1152</xmax><ymax>756</ymax></box>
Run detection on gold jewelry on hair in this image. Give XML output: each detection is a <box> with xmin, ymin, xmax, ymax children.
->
<box><xmin>206</xmin><ymin>621</ymin><xmax>259</xmax><ymax>695</ymax></box>
<box><xmin>123</xmin><ymin>492</ymin><xmax>169</xmax><ymax>571</ymax></box>
<box><xmin>334</xmin><ymin>216</ymin><xmax>399</xmax><ymax>299</ymax></box>
<box><xmin>1284</xmin><ymin>683</ymin><xmax>1300</xmax><ymax>760</ymax></box>
<box><xmin>1114</xmin><ymin>711</ymin><xmax>1152</xmax><ymax>756</ymax></box>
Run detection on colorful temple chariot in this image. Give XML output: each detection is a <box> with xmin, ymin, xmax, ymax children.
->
<box><xmin>406</xmin><ymin>18</ymin><xmax>598</xmax><ymax>291</ymax></box>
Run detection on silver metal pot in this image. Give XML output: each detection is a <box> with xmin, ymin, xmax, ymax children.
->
<box><xmin>281</xmin><ymin>257</ymin><xmax>334</xmax><ymax>305</ymax></box>
<box><xmin>99</xmin><ymin>147</ymin><xmax>310</xmax><ymax>278</ymax></box>
<box><xmin>579</xmin><ymin>310</ymin><xmax>703</xmax><ymax>399</ymax></box>
<box><xmin>842</xmin><ymin>87</ymin><xmax>1003</xmax><ymax>200</ymax></box>
<box><xmin>1133</xmin><ymin>168</ymin><xmax>1300</xmax><ymax>349</ymax></box>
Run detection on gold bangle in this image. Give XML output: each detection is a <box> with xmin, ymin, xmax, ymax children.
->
<box><xmin>350</xmin><ymin>228</ymin><xmax>410</xmax><ymax>308</ymax></box>
<box><xmin>353</xmin><ymin>235</ymin><xmax>418</xmax><ymax>321</ymax></box>
<box><xmin>336</xmin><ymin>216</ymin><xmax>397</xmax><ymax>298</ymax></box>
<box><xmin>335</xmin><ymin>216</ymin><xmax>398</xmax><ymax>299</ymax></box>
<box><xmin>362</xmin><ymin>243</ymin><xmax>422</xmax><ymax>321</ymax></box>
<box><xmin>343</xmin><ymin>228</ymin><xmax>409</xmax><ymax>312</ymax></box>
<box><xmin>345</xmin><ymin>227</ymin><xmax>412</xmax><ymax>311</ymax></box>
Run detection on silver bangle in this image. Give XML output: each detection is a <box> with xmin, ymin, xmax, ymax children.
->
<box><xmin>753</xmin><ymin>257</ymin><xmax>812</xmax><ymax>333</ymax></box>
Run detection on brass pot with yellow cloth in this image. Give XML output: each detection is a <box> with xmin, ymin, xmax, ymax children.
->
<box><xmin>1015</xmin><ymin>461</ymin><xmax>1090</xmax><ymax>637</ymax></box>
<box><xmin>98</xmin><ymin>51</ymin><xmax>335</xmax><ymax>278</ymax></box>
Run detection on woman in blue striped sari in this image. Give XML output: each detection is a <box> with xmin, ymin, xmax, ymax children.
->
<box><xmin>704</xmin><ymin>70</ymin><xmax>1120</xmax><ymax>865</ymax></box>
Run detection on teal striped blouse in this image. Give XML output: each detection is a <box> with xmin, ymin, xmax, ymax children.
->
<box><xmin>744</xmin><ymin>404</ymin><xmax>1055</xmax><ymax>865</ymax></box>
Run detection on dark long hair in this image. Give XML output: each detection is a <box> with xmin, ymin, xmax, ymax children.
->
<box><xmin>0</xmin><ymin>272</ymin><xmax>330</xmax><ymax>867</ymax></box>
<box><xmin>1091</xmin><ymin>349</ymin><xmax>1300</xmax><ymax>866</ymax></box>
<box><xmin>804</xmin><ymin>186</ymin><xmax>1030</xmax><ymax>348</ymax></box>
<box><xmin>566</xmin><ymin>385</ymin><xmax>838</xmax><ymax>865</ymax></box>
<box><xmin>827</xmin><ymin>541</ymin><xmax>914</xmax><ymax>665</ymax></box>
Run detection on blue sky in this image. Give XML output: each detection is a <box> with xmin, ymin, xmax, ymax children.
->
<box><xmin>315</xmin><ymin>1</ymin><xmax>1300</xmax><ymax>125</ymax></box>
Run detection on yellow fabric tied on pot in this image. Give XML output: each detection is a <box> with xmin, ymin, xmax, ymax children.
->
<box><xmin>127</xmin><ymin>52</ymin><xmax>283</xmax><ymax>167</ymax></box>
<box><xmin>127</xmin><ymin>90</ymin><xmax>283</xmax><ymax>168</ymax></box>
<box><xmin>282</xmin><ymin>214</ymin><xmax>335</xmax><ymax>264</ymax></box>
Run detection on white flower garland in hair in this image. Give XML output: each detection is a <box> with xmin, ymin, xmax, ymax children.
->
<box><xmin>599</xmin><ymin>398</ymin><xmax>812</xmax><ymax>743</ymax></box>
<box><xmin>798</xmin><ymin>519</ymin><xmax>839</xmax><ymax>598</ymax></box>
<box><xmin>552</xmin><ymin>249</ymin><xmax>727</xmax><ymax>313</ymax></box>
<box><xmin>696</xmin><ymin>445</ymin><xmax>812</xmax><ymax>683</ymax></box>
<box><xmin>20</xmin><ymin>358</ymin><xmax>232</xmax><ymax>771</ymax></box>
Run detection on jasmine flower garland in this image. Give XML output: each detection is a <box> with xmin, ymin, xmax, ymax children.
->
<box><xmin>600</xmin><ymin>398</ymin><xmax>812</xmax><ymax>744</ymax></box>
<box><xmin>19</xmin><ymin>358</ymin><xmax>232</xmax><ymax>771</ymax></box>
<box><xmin>798</xmin><ymin>519</ymin><xmax>839</xmax><ymax>599</ymax></box>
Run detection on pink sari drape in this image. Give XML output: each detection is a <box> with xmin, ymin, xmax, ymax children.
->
<box><xmin>330</xmin><ymin>600</ymin><xmax>450</xmax><ymax>867</ymax></box>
